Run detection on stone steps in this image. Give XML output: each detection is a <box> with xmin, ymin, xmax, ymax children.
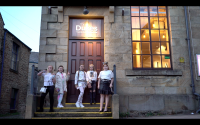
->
<box><xmin>32</xmin><ymin>103</ymin><xmax>112</xmax><ymax>119</ymax></box>
<box><xmin>34</xmin><ymin>112</ymin><xmax>112</xmax><ymax>117</ymax></box>
<box><xmin>36</xmin><ymin>107</ymin><xmax>111</xmax><ymax>112</ymax></box>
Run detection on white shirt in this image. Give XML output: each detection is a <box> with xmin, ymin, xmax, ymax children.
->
<box><xmin>98</xmin><ymin>70</ymin><xmax>114</xmax><ymax>80</ymax></box>
<box><xmin>42</xmin><ymin>73</ymin><xmax>55</xmax><ymax>86</ymax></box>
<box><xmin>75</xmin><ymin>71</ymin><xmax>87</xmax><ymax>85</ymax></box>
<box><xmin>86</xmin><ymin>71</ymin><xmax>97</xmax><ymax>82</ymax></box>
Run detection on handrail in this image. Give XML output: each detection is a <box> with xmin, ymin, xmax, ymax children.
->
<box><xmin>113</xmin><ymin>64</ymin><xmax>117</xmax><ymax>94</ymax></box>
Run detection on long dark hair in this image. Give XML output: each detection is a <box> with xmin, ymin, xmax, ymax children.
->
<box><xmin>57</xmin><ymin>65</ymin><xmax>64</xmax><ymax>72</ymax></box>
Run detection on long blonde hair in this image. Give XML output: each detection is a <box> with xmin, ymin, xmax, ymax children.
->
<box><xmin>88</xmin><ymin>64</ymin><xmax>96</xmax><ymax>72</ymax></box>
<box><xmin>46</xmin><ymin>65</ymin><xmax>54</xmax><ymax>74</ymax></box>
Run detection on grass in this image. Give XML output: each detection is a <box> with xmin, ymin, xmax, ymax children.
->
<box><xmin>119</xmin><ymin>112</ymin><xmax>130</xmax><ymax>117</ymax></box>
<box><xmin>0</xmin><ymin>112</ymin><xmax>20</xmax><ymax>117</ymax></box>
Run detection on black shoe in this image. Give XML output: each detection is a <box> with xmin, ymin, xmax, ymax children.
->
<box><xmin>93</xmin><ymin>99</ymin><xmax>96</xmax><ymax>104</ymax></box>
<box><xmin>90</xmin><ymin>99</ymin><xmax>93</xmax><ymax>105</ymax></box>
<box><xmin>99</xmin><ymin>109</ymin><xmax>103</xmax><ymax>112</ymax></box>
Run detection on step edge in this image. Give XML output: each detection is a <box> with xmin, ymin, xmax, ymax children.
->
<box><xmin>32</xmin><ymin>117</ymin><xmax>113</xmax><ymax>119</ymax></box>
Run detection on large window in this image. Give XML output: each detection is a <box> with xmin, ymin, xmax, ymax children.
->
<box><xmin>11</xmin><ymin>42</ymin><xmax>19</xmax><ymax>71</ymax></box>
<box><xmin>131</xmin><ymin>6</ymin><xmax>171</xmax><ymax>69</ymax></box>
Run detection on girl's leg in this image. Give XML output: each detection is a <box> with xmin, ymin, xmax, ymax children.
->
<box><xmin>58</xmin><ymin>93</ymin><xmax>63</xmax><ymax>106</ymax></box>
<box><xmin>39</xmin><ymin>87</ymin><xmax>49</xmax><ymax>112</ymax></box>
<box><xmin>100</xmin><ymin>94</ymin><xmax>104</xmax><ymax>111</ymax></box>
<box><xmin>92</xmin><ymin>81</ymin><xmax>96</xmax><ymax>104</ymax></box>
<box><xmin>77</xmin><ymin>86</ymin><xmax>84</xmax><ymax>104</ymax></box>
<box><xmin>104</xmin><ymin>94</ymin><xmax>109</xmax><ymax>111</ymax></box>
<box><xmin>49</xmin><ymin>86</ymin><xmax>55</xmax><ymax>111</ymax></box>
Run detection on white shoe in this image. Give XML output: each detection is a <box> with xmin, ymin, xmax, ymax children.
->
<box><xmin>75</xmin><ymin>102</ymin><xmax>80</xmax><ymax>107</ymax></box>
<box><xmin>80</xmin><ymin>103</ymin><xmax>85</xmax><ymax>108</ymax></box>
<box><xmin>57</xmin><ymin>104</ymin><xmax>61</xmax><ymax>108</ymax></box>
<box><xmin>59</xmin><ymin>104</ymin><xmax>64</xmax><ymax>108</ymax></box>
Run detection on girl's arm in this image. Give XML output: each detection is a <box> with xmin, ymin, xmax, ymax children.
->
<box><xmin>37</xmin><ymin>70</ymin><xmax>45</xmax><ymax>76</ymax></box>
<box><xmin>98</xmin><ymin>78</ymin><xmax>100</xmax><ymax>89</ymax></box>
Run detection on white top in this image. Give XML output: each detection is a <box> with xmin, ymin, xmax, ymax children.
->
<box><xmin>98</xmin><ymin>70</ymin><xmax>114</xmax><ymax>80</ymax></box>
<box><xmin>42</xmin><ymin>73</ymin><xmax>55</xmax><ymax>86</ymax></box>
<box><xmin>86</xmin><ymin>71</ymin><xmax>97</xmax><ymax>82</ymax></box>
<box><xmin>75</xmin><ymin>71</ymin><xmax>87</xmax><ymax>85</ymax></box>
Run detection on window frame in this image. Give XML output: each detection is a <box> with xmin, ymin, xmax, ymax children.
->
<box><xmin>10</xmin><ymin>88</ymin><xmax>18</xmax><ymax>110</ymax></box>
<box><xmin>130</xmin><ymin>6</ymin><xmax>172</xmax><ymax>70</ymax></box>
<box><xmin>11</xmin><ymin>42</ymin><xmax>19</xmax><ymax>71</ymax></box>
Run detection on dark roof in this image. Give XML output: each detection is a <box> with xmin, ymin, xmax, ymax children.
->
<box><xmin>0</xmin><ymin>12</ymin><xmax>5</xmax><ymax>25</ymax></box>
<box><xmin>29</xmin><ymin>52</ymin><xmax>39</xmax><ymax>63</ymax></box>
<box><xmin>4</xmin><ymin>28</ymin><xmax>32</xmax><ymax>51</ymax></box>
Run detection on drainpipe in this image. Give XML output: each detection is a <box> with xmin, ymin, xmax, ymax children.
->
<box><xmin>0</xmin><ymin>29</ymin><xmax>7</xmax><ymax>102</ymax></box>
<box><xmin>184</xmin><ymin>6</ymin><xmax>200</xmax><ymax>113</ymax></box>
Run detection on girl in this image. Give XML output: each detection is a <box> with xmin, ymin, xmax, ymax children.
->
<box><xmin>75</xmin><ymin>64</ymin><xmax>87</xmax><ymax>108</ymax></box>
<box><xmin>55</xmin><ymin>65</ymin><xmax>70</xmax><ymax>108</ymax></box>
<box><xmin>37</xmin><ymin>65</ymin><xmax>56</xmax><ymax>112</ymax></box>
<box><xmin>98</xmin><ymin>62</ymin><xmax>114</xmax><ymax>112</ymax></box>
<box><xmin>86</xmin><ymin>64</ymin><xmax>97</xmax><ymax>105</ymax></box>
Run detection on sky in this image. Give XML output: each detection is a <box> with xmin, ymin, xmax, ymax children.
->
<box><xmin>0</xmin><ymin>6</ymin><xmax>42</xmax><ymax>52</ymax></box>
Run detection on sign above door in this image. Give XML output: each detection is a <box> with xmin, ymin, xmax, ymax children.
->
<box><xmin>69</xmin><ymin>19</ymin><xmax>104</xmax><ymax>39</ymax></box>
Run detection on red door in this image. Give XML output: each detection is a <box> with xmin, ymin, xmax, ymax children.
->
<box><xmin>67</xmin><ymin>40</ymin><xmax>104</xmax><ymax>103</ymax></box>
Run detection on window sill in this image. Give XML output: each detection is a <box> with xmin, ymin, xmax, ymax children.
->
<box><xmin>125</xmin><ymin>69</ymin><xmax>182</xmax><ymax>76</ymax></box>
<box><xmin>9</xmin><ymin>68</ymin><xmax>18</xmax><ymax>74</ymax></box>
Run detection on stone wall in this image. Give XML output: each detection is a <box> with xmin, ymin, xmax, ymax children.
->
<box><xmin>0</xmin><ymin>31</ymin><xmax>31</xmax><ymax>118</ymax></box>
<box><xmin>38</xmin><ymin>6</ymin><xmax>200</xmax><ymax>114</ymax></box>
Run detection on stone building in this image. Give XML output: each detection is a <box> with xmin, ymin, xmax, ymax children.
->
<box><xmin>0</xmin><ymin>12</ymin><xmax>32</xmax><ymax>118</ymax></box>
<box><xmin>35</xmin><ymin>6</ymin><xmax>200</xmax><ymax>118</ymax></box>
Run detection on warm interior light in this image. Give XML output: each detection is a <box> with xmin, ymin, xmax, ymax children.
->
<box><xmin>153</xmin><ymin>24</ymin><xmax>155</xmax><ymax>27</ymax></box>
<box><xmin>136</xmin><ymin>48</ymin><xmax>138</xmax><ymax>53</ymax></box>
<box><xmin>162</xmin><ymin>34</ymin><xmax>165</xmax><ymax>38</ymax></box>
<box><xmin>165</xmin><ymin>63</ymin><xmax>168</xmax><ymax>68</ymax></box>
<box><xmin>143</xmin><ymin>34</ymin><xmax>146</xmax><ymax>38</ymax></box>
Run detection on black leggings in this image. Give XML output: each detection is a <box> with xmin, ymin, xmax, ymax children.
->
<box><xmin>40</xmin><ymin>86</ymin><xmax>55</xmax><ymax>110</ymax></box>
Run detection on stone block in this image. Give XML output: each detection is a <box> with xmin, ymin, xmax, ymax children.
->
<box><xmin>39</xmin><ymin>53</ymin><xmax>45</xmax><ymax>62</ymax></box>
<box><xmin>109</xmin><ymin>54</ymin><xmax>123</xmax><ymax>62</ymax></box>
<box><xmin>104</xmin><ymin>16</ymin><xmax>109</xmax><ymax>23</ymax></box>
<box><xmin>104</xmin><ymin>23</ymin><xmax>111</xmax><ymax>31</ymax></box>
<box><xmin>116</xmin><ymin>70</ymin><xmax>125</xmax><ymax>78</ymax></box>
<box><xmin>41</xmin><ymin>21</ymin><xmax>47</xmax><ymax>29</ymax></box>
<box><xmin>145</xmin><ymin>87</ymin><xmax>156</xmax><ymax>94</ymax></box>
<box><xmin>63</xmin><ymin>16</ymin><xmax>69</xmax><ymax>23</ymax></box>
<box><xmin>104</xmin><ymin>46</ymin><xmax>115</xmax><ymax>54</ymax></box>
<box><xmin>105</xmin><ymin>54</ymin><xmax>109</xmax><ymax>62</ymax></box>
<box><xmin>51</xmin><ymin>8</ymin><xmax>58</xmax><ymax>15</ymax></box>
<box><xmin>58</xmin><ymin>12</ymin><xmax>63</xmax><ymax>23</ymax></box>
<box><xmin>25</xmin><ymin>94</ymin><xmax>34</xmax><ymax>119</ymax></box>
<box><xmin>168</xmin><ymin>8</ymin><xmax>185</xmax><ymax>17</ymax></box>
<box><xmin>109</xmin><ymin>38</ymin><xmax>121</xmax><ymax>47</ymax></box>
<box><xmin>109</xmin><ymin>6</ymin><xmax>114</xmax><ymax>13</ymax></box>
<box><xmin>38</xmin><ymin>61</ymin><xmax>55</xmax><ymax>70</ymax></box>
<box><xmin>115</xmin><ymin>7</ymin><xmax>130</xmax><ymax>16</ymax></box>
<box><xmin>128</xmin><ymin>95</ymin><xmax>165</xmax><ymax>111</ymax></box>
<box><xmin>46</xmin><ymin>38</ymin><xmax>59</xmax><ymax>45</ymax></box>
<box><xmin>57</xmin><ymin>46</ymin><xmax>68</xmax><ymax>53</ymax></box>
<box><xmin>109</xmin><ymin>12</ymin><xmax>114</xmax><ymax>23</ymax></box>
<box><xmin>39</xmin><ymin>45</ymin><xmax>56</xmax><ymax>53</ymax></box>
<box><xmin>171</xmin><ymin>38</ymin><xmax>188</xmax><ymax>47</ymax></box>
<box><xmin>40</xmin><ymin>37</ymin><xmax>46</xmax><ymax>45</ymax></box>
<box><xmin>60</xmin><ymin>38</ymin><xmax>68</xmax><ymax>45</ymax></box>
<box><xmin>62</xmin><ymin>54</ymin><xmax>68</xmax><ymax>61</ymax></box>
<box><xmin>56</xmin><ymin>62</ymin><xmax>67</xmax><ymax>71</ymax></box>
<box><xmin>191</xmin><ymin>27</ymin><xmax>200</xmax><ymax>39</ymax></box>
<box><xmin>58</xmin><ymin>6</ymin><xmax>63</xmax><ymax>12</ymax></box>
<box><xmin>41</xmin><ymin>14</ymin><xmax>57</xmax><ymax>22</ymax></box>
<box><xmin>40</xmin><ymin>30</ymin><xmax>57</xmax><ymax>37</ymax></box>
<box><xmin>46</xmin><ymin>54</ymin><xmax>63</xmax><ymax>61</ymax></box>
<box><xmin>123</xmin><ymin>54</ymin><xmax>132</xmax><ymax>62</ymax></box>
<box><xmin>120</xmin><ymin>38</ymin><xmax>131</xmax><ymax>46</ymax></box>
<box><xmin>48</xmin><ymin>23</ymin><xmax>68</xmax><ymax>30</ymax></box>
<box><xmin>42</xmin><ymin>6</ymin><xmax>48</xmax><ymax>14</ymax></box>
<box><xmin>57</xmin><ymin>30</ymin><xmax>68</xmax><ymax>37</ymax></box>
<box><xmin>112</xmin><ymin>23</ymin><xmax>131</xmax><ymax>31</ymax></box>
<box><xmin>128</xmin><ymin>77</ymin><xmax>152</xmax><ymax>87</ymax></box>
<box><xmin>115</xmin><ymin>45</ymin><xmax>132</xmax><ymax>54</ymax></box>
<box><xmin>117</xmin><ymin>87</ymin><xmax>145</xmax><ymax>95</ymax></box>
<box><xmin>171</xmin><ymin>30</ymin><xmax>186</xmax><ymax>39</ymax></box>
<box><xmin>112</xmin><ymin>94</ymin><xmax>119</xmax><ymax>119</ymax></box>
<box><xmin>108</xmin><ymin>62</ymin><xmax>132</xmax><ymax>70</ymax></box>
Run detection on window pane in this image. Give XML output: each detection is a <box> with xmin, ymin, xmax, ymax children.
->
<box><xmin>140</xmin><ymin>17</ymin><xmax>149</xmax><ymax>29</ymax></box>
<box><xmin>131</xmin><ymin>6</ymin><xmax>139</xmax><ymax>16</ymax></box>
<box><xmin>152</xmin><ymin>42</ymin><xmax>160</xmax><ymax>54</ymax></box>
<box><xmin>151</xmin><ymin>30</ymin><xmax>160</xmax><ymax>41</ymax></box>
<box><xmin>162</xmin><ymin>55</ymin><xmax>171</xmax><ymax>68</ymax></box>
<box><xmin>159</xmin><ymin>17</ymin><xmax>168</xmax><ymax>29</ymax></box>
<box><xmin>142</xmin><ymin>42</ymin><xmax>151</xmax><ymax>54</ymax></box>
<box><xmin>132</xmin><ymin>17</ymin><xmax>140</xmax><ymax>28</ymax></box>
<box><xmin>133</xmin><ymin>55</ymin><xmax>142</xmax><ymax>68</ymax></box>
<box><xmin>133</xmin><ymin>42</ymin><xmax>141</xmax><ymax>54</ymax></box>
<box><xmin>140</xmin><ymin>6</ymin><xmax>148</xmax><ymax>16</ymax></box>
<box><xmin>161</xmin><ymin>42</ymin><xmax>170</xmax><ymax>54</ymax></box>
<box><xmin>160</xmin><ymin>30</ymin><xmax>169</xmax><ymax>41</ymax></box>
<box><xmin>141</xmin><ymin>29</ymin><xmax>150</xmax><ymax>41</ymax></box>
<box><xmin>150</xmin><ymin>17</ymin><xmax>159</xmax><ymax>29</ymax></box>
<box><xmin>153</xmin><ymin>55</ymin><xmax>161</xmax><ymax>68</ymax></box>
<box><xmin>142</xmin><ymin>55</ymin><xmax>151</xmax><ymax>68</ymax></box>
<box><xmin>150</xmin><ymin>6</ymin><xmax>158</xmax><ymax>16</ymax></box>
<box><xmin>158</xmin><ymin>6</ymin><xmax>166</xmax><ymax>16</ymax></box>
<box><xmin>132</xmin><ymin>29</ymin><xmax>140</xmax><ymax>41</ymax></box>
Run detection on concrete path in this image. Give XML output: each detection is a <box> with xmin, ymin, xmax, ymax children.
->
<box><xmin>121</xmin><ymin>113</ymin><xmax>200</xmax><ymax>119</ymax></box>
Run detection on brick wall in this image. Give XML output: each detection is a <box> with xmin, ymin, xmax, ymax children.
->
<box><xmin>0</xmin><ymin>31</ymin><xmax>31</xmax><ymax>118</ymax></box>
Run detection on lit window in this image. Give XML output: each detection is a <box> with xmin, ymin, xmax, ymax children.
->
<box><xmin>131</xmin><ymin>6</ymin><xmax>171</xmax><ymax>69</ymax></box>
